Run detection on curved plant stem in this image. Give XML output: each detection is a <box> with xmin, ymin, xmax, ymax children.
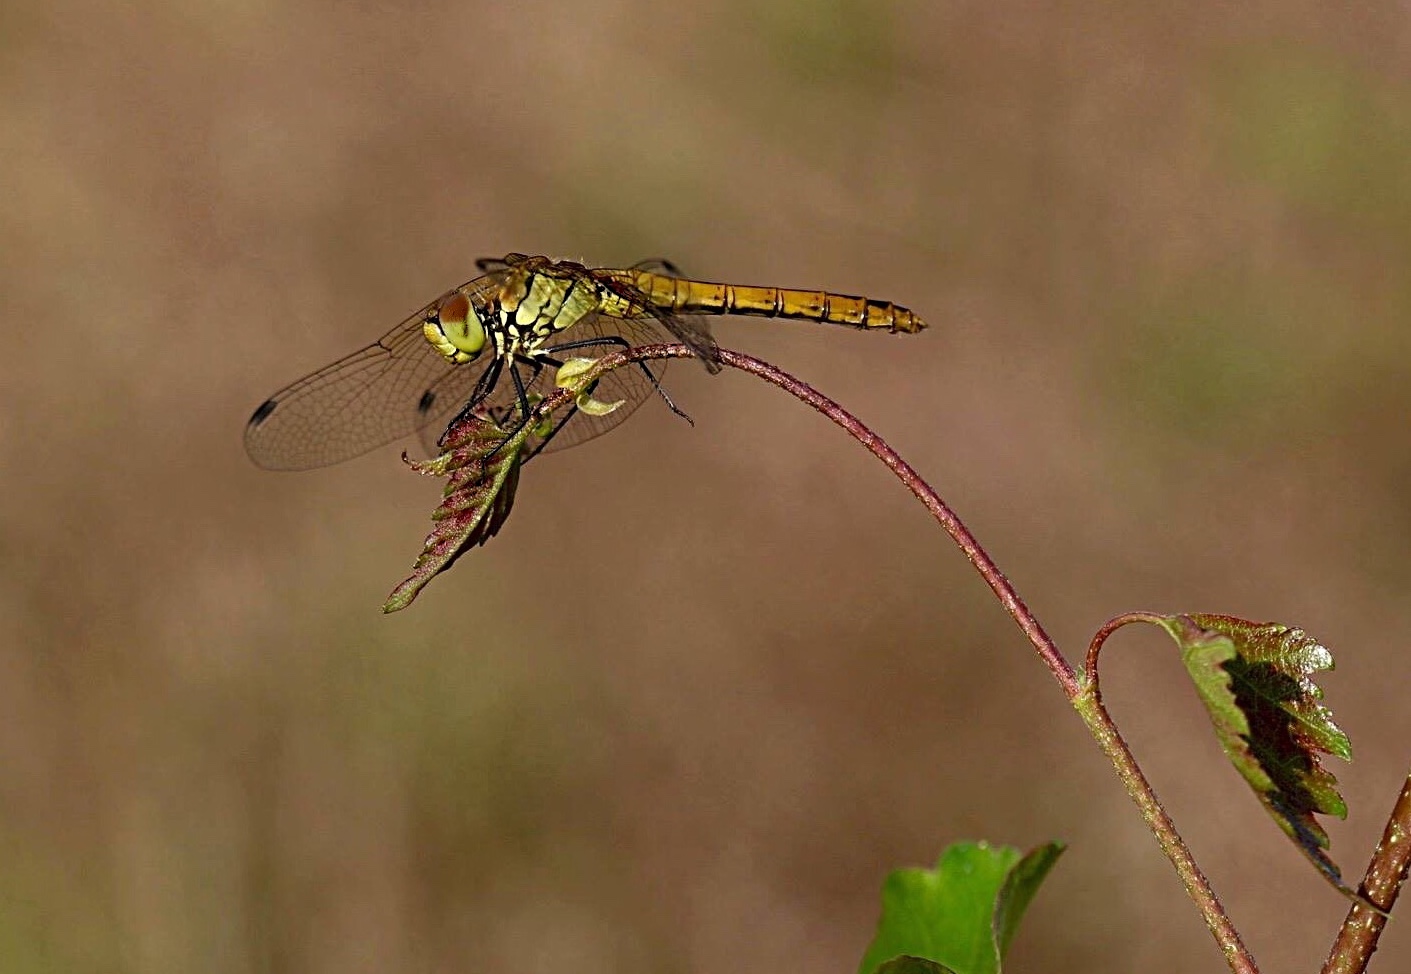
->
<box><xmin>730</xmin><ymin>354</ymin><xmax>1084</xmax><ymax>695</ymax></box>
<box><xmin>615</xmin><ymin>343</ymin><xmax>1080</xmax><ymax>694</ymax></box>
<box><xmin>1084</xmin><ymin>614</ymin><xmax>1258</xmax><ymax>974</ymax></box>
<box><xmin>1323</xmin><ymin>773</ymin><xmax>1411</xmax><ymax>974</ymax></box>
<box><xmin>591</xmin><ymin>344</ymin><xmax>1257</xmax><ymax>971</ymax></box>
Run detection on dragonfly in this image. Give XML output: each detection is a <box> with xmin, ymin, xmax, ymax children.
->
<box><xmin>245</xmin><ymin>253</ymin><xmax>928</xmax><ymax>470</ymax></box>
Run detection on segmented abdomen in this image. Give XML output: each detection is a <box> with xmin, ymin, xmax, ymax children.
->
<box><xmin>621</xmin><ymin>271</ymin><xmax>927</xmax><ymax>334</ymax></box>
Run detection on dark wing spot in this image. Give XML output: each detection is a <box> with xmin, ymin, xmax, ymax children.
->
<box><xmin>417</xmin><ymin>389</ymin><xmax>437</xmax><ymax>416</ymax></box>
<box><xmin>248</xmin><ymin>398</ymin><xmax>278</xmax><ymax>427</ymax></box>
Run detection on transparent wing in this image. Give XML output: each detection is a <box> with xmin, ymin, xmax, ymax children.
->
<box><xmin>474</xmin><ymin>253</ymin><xmax>531</xmax><ymax>274</ymax></box>
<box><xmin>446</xmin><ymin>310</ymin><xmax>679</xmax><ymax>458</ymax></box>
<box><xmin>627</xmin><ymin>257</ymin><xmax>685</xmax><ymax>275</ymax></box>
<box><xmin>407</xmin><ymin>349</ymin><xmax>504</xmax><ymax>461</ymax></box>
<box><xmin>419</xmin><ymin>260</ymin><xmax>714</xmax><ymax>459</ymax></box>
<box><xmin>592</xmin><ymin>263</ymin><xmax>721</xmax><ymax>373</ymax></box>
<box><xmin>244</xmin><ymin>274</ymin><xmax>505</xmax><ymax>470</ymax></box>
<box><xmin>645</xmin><ymin>304</ymin><xmax>719</xmax><ymax>373</ymax></box>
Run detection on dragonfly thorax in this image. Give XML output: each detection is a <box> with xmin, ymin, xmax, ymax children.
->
<box><xmin>497</xmin><ymin>262</ymin><xmax>608</xmax><ymax>345</ymax></box>
<box><xmin>246</xmin><ymin>251</ymin><xmax>928</xmax><ymax>473</ymax></box>
<box><xmin>423</xmin><ymin>290</ymin><xmax>489</xmax><ymax>364</ymax></box>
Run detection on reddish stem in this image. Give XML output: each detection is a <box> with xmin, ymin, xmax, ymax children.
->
<box><xmin>619</xmin><ymin>344</ymin><xmax>1082</xmax><ymax>696</ymax></box>
<box><xmin>1082</xmin><ymin>612</ymin><xmax>1258</xmax><ymax>973</ymax></box>
<box><xmin>1323</xmin><ymin>773</ymin><xmax>1411</xmax><ymax>974</ymax></box>
<box><xmin>586</xmin><ymin>344</ymin><xmax>1256</xmax><ymax>971</ymax></box>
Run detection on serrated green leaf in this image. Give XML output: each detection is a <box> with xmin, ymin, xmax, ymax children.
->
<box><xmin>1159</xmin><ymin>613</ymin><xmax>1353</xmax><ymax>892</ymax></box>
<box><xmin>859</xmin><ymin>841</ymin><xmax>1064</xmax><ymax>974</ymax></box>
<box><xmin>382</xmin><ymin>412</ymin><xmax>530</xmax><ymax>612</ymax></box>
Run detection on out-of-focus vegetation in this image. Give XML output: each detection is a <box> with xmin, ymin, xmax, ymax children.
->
<box><xmin>4</xmin><ymin>2</ymin><xmax>1411</xmax><ymax>971</ymax></box>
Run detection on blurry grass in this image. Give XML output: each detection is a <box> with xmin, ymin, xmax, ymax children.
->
<box><xmin>1</xmin><ymin>588</ymin><xmax>640</xmax><ymax>972</ymax></box>
<box><xmin>1096</xmin><ymin>47</ymin><xmax>1411</xmax><ymax>450</ymax></box>
<box><xmin>0</xmin><ymin>828</ymin><xmax>117</xmax><ymax>974</ymax></box>
<box><xmin>13</xmin><ymin>6</ymin><xmax>1411</xmax><ymax>973</ymax></box>
<box><xmin>744</xmin><ymin>0</ymin><xmax>896</xmax><ymax>89</ymax></box>
<box><xmin>1102</xmin><ymin>268</ymin><xmax>1346</xmax><ymax>446</ymax></box>
<box><xmin>545</xmin><ymin>134</ymin><xmax>715</xmax><ymax>259</ymax></box>
<box><xmin>1215</xmin><ymin>48</ymin><xmax>1411</xmax><ymax>238</ymax></box>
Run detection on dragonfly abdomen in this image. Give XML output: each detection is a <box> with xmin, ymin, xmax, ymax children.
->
<box><xmin>627</xmin><ymin>272</ymin><xmax>927</xmax><ymax>334</ymax></box>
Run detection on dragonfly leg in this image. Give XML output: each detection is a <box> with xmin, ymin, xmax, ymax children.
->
<box><xmin>437</xmin><ymin>354</ymin><xmax>505</xmax><ymax>449</ymax></box>
<box><xmin>516</xmin><ymin>355</ymin><xmax>639</xmax><ymax>462</ymax></box>
<box><xmin>520</xmin><ymin>402</ymin><xmax>581</xmax><ymax>463</ymax></box>
<box><xmin>438</xmin><ymin>354</ymin><xmax>548</xmax><ymax>460</ymax></box>
<box><xmin>627</xmin><ymin>257</ymin><xmax>684</xmax><ymax>276</ymax></box>
<box><xmin>483</xmin><ymin>357</ymin><xmax>546</xmax><ymax>458</ymax></box>
<box><xmin>545</xmin><ymin>336</ymin><xmax>694</xmax><ymax>425</ymax></box>
<box><xmin>475</xmin><ymin>253</ymin><xmax>528</xmax><ymax>273</ymax></box>
<box><xmin>646</xmin><ymin>366</ymin><xmax>691</xmax><ymax>423</ymax></box>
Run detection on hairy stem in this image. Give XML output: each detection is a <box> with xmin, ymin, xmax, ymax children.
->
<box><xmin>1323</xmin><ymin>773</ymin><xmax>1411</xmax><ymax>974</ymax></box>
<box><xmin>617</xmin><ymin>344</ymin><xmax>1079</xmax><ymax>693</ymax></box>
<box><xmin>594</xmin><ymin>345</ymin><xmax>1255</xmax><ymax>970</ymax></box>
<box><xmin>1083</xmin><ymin>615</ymin><xmax>1258</xmax><ymax>974</ymax></box>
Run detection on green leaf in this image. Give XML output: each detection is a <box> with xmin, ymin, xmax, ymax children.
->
<box><xmin>992</xmin><ymin>841</ymin><xmax>1065</xmax><ymax>957</ymax></box>
<box><xmin>381</xmin><ymin>411</ymin><xmax>531</xmax><ymax>613</ymax></box>
<box><xmin>556</xmin><ymin>356</ymin><xmax>627</xmax><ymax>415</ymax></box>
<box><xmin>873</xmin><ymin>958</ymin><xmax>959</xmax><ymax>974</ymax></box>
<box><xmin>859</xmin><ymin>841</ymin><xmax>1064</xmax><ymax>974</ymax></box>
<box><xmin>1159</xmin><ymin>613</ymin><xmax>1354</xmax><ymax>893</ymax></box>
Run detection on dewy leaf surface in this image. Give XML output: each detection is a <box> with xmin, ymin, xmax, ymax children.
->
<box><xmin>859</xmin><ymin>841</ymin><xmax>1064</xmax><ymax>974</ymax></box>
<box><xmin>1161</xmin><ymin>613</ymin><xmax>1353</xmax><ymax>892</ymax></box>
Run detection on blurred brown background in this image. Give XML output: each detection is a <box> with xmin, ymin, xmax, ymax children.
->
<box><xmin>4</xmin><ymin>1</ymin><xmax>1411</xmax><ymax>971</ymax></box>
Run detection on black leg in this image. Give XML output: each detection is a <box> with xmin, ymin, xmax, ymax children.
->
<box><xmin>439</xmin><ymin>355</ymin><xmax>504</xmax><ymax>449</ymax></box>
<box><xmin>544</xmin><ymin>336</ymin><xmax>693</xmax><ymax>423</ymax></box>
<box><xmin>627</xmin><ymin>258</ymin><xmax>684</xmax><ymax>276</ymax></box>
<box><xmin>521</xmin><ymin>401</ymin><xmax>581</xmax><ymax>462</ymax></box>
<box><xmin>545</xmin><ymin>336</ymin><xmax>632</xmax><ymax>354</ymax></box>
<box><xmin>439</xmin><ymin>354</ymin><xmax>552</xmax><ymax>460</ymax></box>
<box><xmin>487</xmin><ymin>358</ymin><xmax>545</xmax><ymax>452</ymax></box>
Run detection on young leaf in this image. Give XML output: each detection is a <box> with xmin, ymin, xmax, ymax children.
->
<box><xmin>1158</xmin><ymin>613</ymin><xmax>1354</xmax><ymax>893</ymax></box>
<box><xmin>381</xmin><ymin>411</ymin><xmax>531</xmax><ymax>613</ymax></box>
<box><xmin>555</xmin><ymin>356</ymin><xmax>626</xmax><ymax>415</ymax></box>
<box><xmin>992</xmin><ymin>841</ymin><xmax>1065</xmax><ymax>958</ymax></box>
<box><xmin>858</xmin><ymin>841</ymin><xmax>1064</xmax><ymax>974</ymax></box>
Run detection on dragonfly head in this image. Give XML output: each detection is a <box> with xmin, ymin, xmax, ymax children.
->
<box><xmin>423</xmin><ymin>290</ymin><xmax>488</xmax><ymax>364</ymax></box>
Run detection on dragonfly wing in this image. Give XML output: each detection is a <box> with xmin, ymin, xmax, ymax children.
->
<box><xmin>646</xmin><ymin>306</ymin><xmax>720</xmax><ymax>373</ymax></box>
<box><xmin>411</xmin><ymin>358</ymin><xmax>500</xmax><ymax>460</ymax></box>
<box><xmin>627</xmin><ymin>257</ymin><xmax>685</xmax><ymax>276</ymax></box>
<box><xmin>593</xmin><ymin>264</ymin><xmax>721</xmax><ymax>373</ymax></box>
<box><xmin>244</xmin><ymin>275</ymin><xmax>505</xmax><ymax>470</ymax></box>
<box><xmin>460</xmin><ymin>310</ymin><xmax>677</xmax><ymax>457</ymax></box>
<box><xmin>474</xmin><ymin>253</ymin><xmax>533</xmax><ymax>273</ymax></box>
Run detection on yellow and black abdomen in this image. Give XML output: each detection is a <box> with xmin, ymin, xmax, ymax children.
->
<box><xmin>625</xmin><ymin>272</ymin><xmax>927</xmax><ymax>334</ymax></box>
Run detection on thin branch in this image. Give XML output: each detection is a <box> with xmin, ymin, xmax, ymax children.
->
<box><xmin>1082</xmin><ymin>615</ymin><xmax>1259</xmax><ymax>974</ymax></box>
<box><xmin>1323</xmin><ymin>773</ymin><xmax>1411</xmax><ymax>974</ymax></box>
<box><xmin>577</xmin><ymin>344</ymin><xmax>1257</xmax><ymax>972</ymax></box>
<box><xmin>613</xmin><ymin>343</ymin><xmax>1081</xmax><ymax>695</ymax></box>
<box><xmin>1084</xmin><ymin>611</ymin><xmax>1167</xmax><ymax>685</ymax></box>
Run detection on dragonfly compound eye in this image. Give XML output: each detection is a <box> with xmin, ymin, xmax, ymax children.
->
<box><xmin>423</xmin><ymin>291</ymin><xmax>486</xmax><ymax>363</ymax></box>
